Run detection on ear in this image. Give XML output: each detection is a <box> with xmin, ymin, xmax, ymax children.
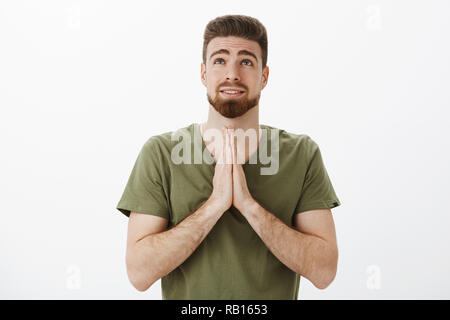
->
<box><xmin>201</xmin><ymin>62</ymin><xmax>207</xmax><ymax>87</ymax></box>
<box><xmin>260</xmin><ymin>65</ymin><xmax>269</xmax><ymax>90</ymax></box>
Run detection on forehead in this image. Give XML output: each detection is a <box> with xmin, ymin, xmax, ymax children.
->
<box><xmin>207</xmin><ymin>36</ymin><xmax>261</xmax><ymax>59</ymax></box>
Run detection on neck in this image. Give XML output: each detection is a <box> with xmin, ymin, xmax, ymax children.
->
<box><xmin>200</xmin><ymin>104</ymin><xmax>261</xmax><ymax>163</ymax></box>
<box><xmin>201</xmin><ymin>104</ymin><xmax>260</xmax><ymax>135</ymax></box>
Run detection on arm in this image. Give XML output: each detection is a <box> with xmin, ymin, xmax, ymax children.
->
<box><xmin>228</xmin><ymin>129</ymin><xmax>338</xmax><ymax>289</ymax></box>
<box><xmin>240</xmin><ymin>202</ymin><xmax>338</xmax><ymax>289</ymax></box>
<box><xmin>126</xmin><ymin>128</ymin><xmax>233</xmax><ymax>292</ymax></box>
<box><xmin>126</xmin><ymin>199</ymin><xmax>225</xmax><ymax>291</ymax></box>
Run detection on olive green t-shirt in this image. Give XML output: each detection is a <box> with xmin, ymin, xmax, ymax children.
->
<box><xmin>116</xmin><ymin>122</ymin><xmax>341</xmax><ymax>299</ymax></box>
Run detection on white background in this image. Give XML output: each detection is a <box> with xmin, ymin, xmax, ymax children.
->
<box><xmin>1</xmin><ymin>0</ymin><xmax>449</xmax><ymax>299</ymax></box>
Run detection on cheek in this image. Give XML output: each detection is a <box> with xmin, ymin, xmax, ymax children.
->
<box><xmin>209</xmin><ymin>68</ymin><xmax>224</xmax><ymax>80</ymax></box>
<box><xmin>206</xmin><ymin>73</ymin><xmax>222</xmax><ymax>91</ymax></box>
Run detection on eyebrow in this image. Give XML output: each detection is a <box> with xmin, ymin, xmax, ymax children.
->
<box><xmin>209</xmin><ymin>49</ymin><xmax>258</xmax><ymax>63</ymax></box>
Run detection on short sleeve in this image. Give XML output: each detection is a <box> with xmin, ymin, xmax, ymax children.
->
<box><xmin>116</xmin><ymin>138</ymin><xmax>170</xmax><ymax>219</ymax></box>
<box><xmin>295</xmin><ymin>138</ymin><xmax>341</xmax><ymax>214</ymax></box>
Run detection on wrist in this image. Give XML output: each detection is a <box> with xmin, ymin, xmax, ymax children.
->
<box><xmin>205</xmin><ymin>197</ymin><xmax>228</xmax><ymax>215</ymax></box>
<box><xmin>236</xmin><ymin>197</ymin><xmax>259</xmax><ymax>214</ymax></box>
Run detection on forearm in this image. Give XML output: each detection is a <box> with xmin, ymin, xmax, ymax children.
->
<box><xmin>127</xmin><ymin>199</ymin><xmax>224</xmax><ymax>291</ymax></box>
<box><xmin>241</xmin><ymin>201</ymin><xmax>338</xmax><ymax>289</ymax></box>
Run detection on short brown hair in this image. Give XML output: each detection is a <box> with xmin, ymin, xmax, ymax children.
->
<box><xmin>203</xmin><ymin>15</ymin><xmax>268</xmax><ymax>69</ymax></box>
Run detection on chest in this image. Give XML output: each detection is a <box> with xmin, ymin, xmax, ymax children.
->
<box><xmin>166</xmin><ymin>161</ymin><xmax>303</xmax><ymax>227</ymax></box>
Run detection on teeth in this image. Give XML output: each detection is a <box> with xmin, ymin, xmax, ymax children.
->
<box><xmin>224</xmin><ymin>90</ymin><xmax>240</xmax><ymax>94</ymax></box>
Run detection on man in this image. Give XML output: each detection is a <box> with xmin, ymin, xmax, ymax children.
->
<box><xmin>116</xmin><ymin>14</ymin><xmax>341</xmax><ymax>299</ymax></box>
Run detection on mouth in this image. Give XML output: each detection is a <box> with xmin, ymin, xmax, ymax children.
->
<box><xmin>219</xmin><ymin>89</ymin><xmax>246</xmax><ymax>98</ymax></box>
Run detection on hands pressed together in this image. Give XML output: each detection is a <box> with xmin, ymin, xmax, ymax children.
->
<box><xmin>209</xmin><ymin>128</ymin><xmax>255</xmax><ymax>213</ymax></box>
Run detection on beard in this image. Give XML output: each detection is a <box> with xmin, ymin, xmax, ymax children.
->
<box><xmin>207</xmin><ymin>91</ymin><xmax>260</xmax><ymax>119</ymax></box>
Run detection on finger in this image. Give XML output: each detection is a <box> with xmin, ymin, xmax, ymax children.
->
<box><xmin>232</xmin><ymin>131</ymin><xmax>238</xmax><ymax>167</ymax></box>
<box><xmin>224</xmin><ymin>131</ymin><xmax>232</xmax><ymax>176</ymax></box>
<box><xmin>222</xmin><ymin>128</ymin><xmax>228</xmax><ymax>164</ymax></box>
<box><xmin>226</xmin><ymin>129</ymin><xmax>233</xmax><ymax>165</ymax></box>
<box><xmin>221</xmin><ymin>128</ymin><xmax>227</xmax><ymax>165</ymax></box>
<box><xmin>229</xmin><ymin>131</ymin><xmax>240</xmax><ymax>174</ymax></box>
<box><xmin>227</xmin><ymin>129</ymin><xmax>233</xmax><ymax>165</ymax></box>
<box><xmin>233</xmin><ymin>153</ymin><xmax>245</xmax><ymax>179</ymax></box>
<box><xmin>219</xmin><ymin>128</ymin><xmax>227</xmax><ymax>164</ymax></box>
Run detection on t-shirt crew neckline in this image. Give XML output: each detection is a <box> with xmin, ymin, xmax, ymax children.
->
<box><xmin>194</xmin><ymin>122</ymin><xmax>266</xmax><ymax>166</ymax></box>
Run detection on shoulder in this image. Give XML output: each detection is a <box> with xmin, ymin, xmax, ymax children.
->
<box><xmin>262</xmin><ymin>124</ymin><xmax>320</xmax><ymax>158</ymax></box>
<box><xmin>141</xmin><ymin>123</ymin><xmax>195</xmax><ymax>155</ymax></box>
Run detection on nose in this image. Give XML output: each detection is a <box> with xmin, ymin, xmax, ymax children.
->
<box><xmin>225</xmin><ymin>63</ymin><xmax>240</xmax><ymax>81</ymax></box>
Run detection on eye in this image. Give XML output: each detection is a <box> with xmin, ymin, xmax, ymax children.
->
<box><xmin>214</xmin><ymin>58</ymin><xmax>225</xmax><ymax>64</ymax></box>
<box><xmin>242</xmin><ymin>60</ymin><xmax>253</xmax><ymax>66</ymax></box>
